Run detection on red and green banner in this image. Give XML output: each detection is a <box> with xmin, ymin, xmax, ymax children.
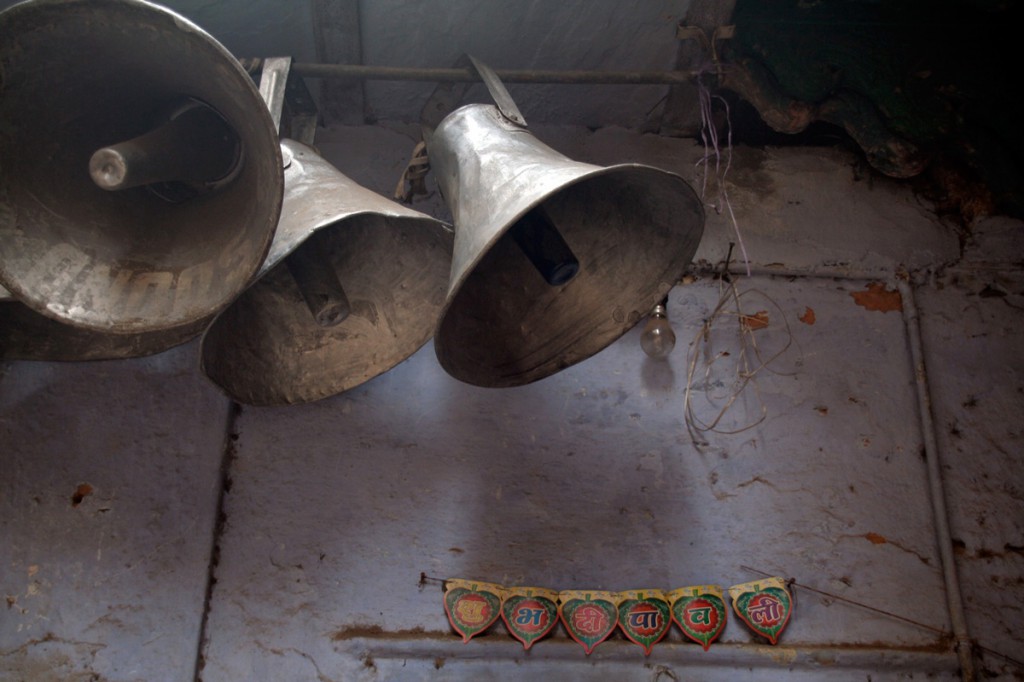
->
<box><xmin>668</xmin><ymin>584</ymin><xmax>728</xmax><ymax>651</ymax></box>
<box><xmin>558</xmin><ymin>590</ymin><xmax>619</xmax><ymax>655</ymax></box>
<box><xmin>443</xmin><ymin>579</ymin><xmax>503</xmax><ymax>643</ymax></box>
<box><xmin>729</xmin><ymin>578</ymin><xmax>793</xmax><ymax>645</ymax></box>
<box><xmin>441</xmin><ymin>575</ymin><xmax>794</xmax><ymax>651</ymax></box>
<box><xmin>617</xmin><ymin>589</ymin><xmax>671</xmax><ymax>655</ymax></box>
<box><xmin>501</xmin><ymin>586</ymin><xmax>559</xmax><ymax>650</ymax></box>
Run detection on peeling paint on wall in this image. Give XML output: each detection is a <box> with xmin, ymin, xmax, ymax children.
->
<box><xmin>851</xmin><ymin>283</ymin><xmax>903</xmax><ymax>313</ymax></box>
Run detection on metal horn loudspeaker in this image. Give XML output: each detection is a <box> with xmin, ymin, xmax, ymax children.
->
<box><xmin>200</xmin><ymin>140</ymin><xmax>453</xmax><ymax>406</ymax></box>
<box><xmin>0</xmin><ymin>0</ymin><xmax>283</xmax><ymax>335</ymax></box>
<box><xmin>0</xmin><ymin>298</ymin><xmax>210</xmax><ymax>361</ymax></box>
<box><xmin>427</xmin><ymin>103</ymin><xmax>705</xmax><ymax>387</ymax></box>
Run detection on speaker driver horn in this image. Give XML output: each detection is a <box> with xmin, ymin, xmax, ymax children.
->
<box><xmin>0</xmin><ymin>0</ymin><xmax>284</xmax><ymax>335</ymax></box>
<box><xmin>426</xmin><ymin>102</ymin><xmax>705</xmax><ymax>387</ymax></box>
<box><xmin>200</xmin><ymin>140</ymin><xmax>453</xmax><ymax>406</ymax></box>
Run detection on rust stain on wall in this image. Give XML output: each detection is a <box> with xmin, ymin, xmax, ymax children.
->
<box><xmin>799</xmin><ymin>307</ymin><xmax>816</xmax><ymax>325</ymax></box>
<box><xmin>851</xmin><ymin>283</ymin><xmax>903</xmax><ymax>313</ymax></box>
<box><xmin>741</xmin><ymin>310</ymin><xmax>770</xmax><ymax>331</ymax></box>
<box><xmin>331</xmin><ymin>625</ymin><xmax>434</xmax><ymax>641</ymax></box>
<box><xmin>864</xmin><ymin>532</ymin><xmax>888</xmax><ymax>545</ymax></box>
<box><xmin>71</xmin><ymin>483</ymin><xmax>93</xmax><ymax>507</ymax></box>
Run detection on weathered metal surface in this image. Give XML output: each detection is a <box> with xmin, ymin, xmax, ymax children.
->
<box><xmin>258</xmin><ymin>56</ymin><xmax>293</xmax><ymax>134</ymax></box>
<box><xmin>199</xmin><ymin>275</ymin><xmax>960</xmax><ymax>680</ymax></box>
<box><xmin>467</xmin><ymin>56</ymin><xmax>527</xmax><ymax>127</ymax></box>
<box><xmin>88</xmin><ymin>100</ymin><xmax>242</xmax><ymax>194</ymax></box>
<box><xmin>199</xmin><ymin>139</ymin><xmax>452</xmax><ymax>406</ymax></box>
<box><xmin>0</xmin><ymin>341</ymin><xmax>231</xmax><ymax>681</ymax></box>
<box><xmin>427</xmin><ymin>103</ymin><xmax>704</xmax><ymax>387</ymax></box>
<box><xmin>255</xmin><ymin>56</ymin><xmax>320</xmax><ymax>164</ymax></box>
<box><xmin>0</xmin><ymin>299</ymin><xmax>206</xmax><ymax>361</ymax></box>
<box><xmin>282</xmin><ymin>70</ymin><xmax>320</xmax><ymax>147</ymax></box>
<box><xmin>0</xmin><ymin>0</ymin><xmax>283</xmax><ymax>333</ymax></box>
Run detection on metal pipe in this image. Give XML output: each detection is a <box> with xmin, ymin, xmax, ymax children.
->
<box><xmin>88</xmin><ymin>100</ymin><xmax>240</xmax><ymax>193</ymax></box>
<box><xmin>897</xmin><ymin>279</ymin><xmax>977</xmax><ymax>682</ymax></box>
<box><xmin>257</xmin><ymin>56</ymin><xmax>292</xmax><ymax>133</ymax></box>
<box><xmin>285</xmin><ymin>232</ymin><xmax>351</xmax><ymax>328</ymax></box>
<box><xmin>509</xmin><ymin>206</ymin><xmax>580</xmax><ymax>286</ymax></box>
<box><xmin>685</xmin><ymin>263</ymin><xmax>899</xmax><ymax>282</ymax></box>
<box><xmin>263</xmin><ymin>62</ymin><xmax>698</xmax><ymax>85</ymax></box>
<box><xmin>334</xmin><ymin>636</ymin><xmax>960</xmax><ymax>672</ymax></box>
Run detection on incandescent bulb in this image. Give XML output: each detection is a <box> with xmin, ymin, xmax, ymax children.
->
<box><xmin>640</xmin><ymin>300</ymin><xmax>675</xmax><ymax>359</ymax></box>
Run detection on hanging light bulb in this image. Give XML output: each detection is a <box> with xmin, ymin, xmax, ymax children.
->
<box><xmin>640</xmin><ymin>296</ymin><xmax>675</xmax><ymax>359</ymax></box>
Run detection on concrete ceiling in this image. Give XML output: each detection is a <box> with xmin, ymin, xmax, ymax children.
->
<box><xmin>118</xmin><ymin>0</ymin><xmax>694</xmax><ymax>129</ymax></box>
<box><xmin>1</xmin><ymin>0</ymin><xmax>1020</xmax><ymax>219</ymax></box>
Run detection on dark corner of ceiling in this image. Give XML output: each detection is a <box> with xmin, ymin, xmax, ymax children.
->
<box><xmin>707</xmin><ymin>0</ymin><xmax>1024</xmax><ymax>228</ymax></box>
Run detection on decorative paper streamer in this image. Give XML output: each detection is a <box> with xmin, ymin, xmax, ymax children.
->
<box><xmin>443</xmin><ymin>579</ymin><xmax>503</xmax><ymax>643</ymax></box>
<box><xmin>617</xmin><ymin>589</ymin><xmax>671</xmax><ymax>655</ymax></box>
<box><xmin>500</xmin><ymin>586</ymin><xmax>559</xmax><ymax>650</ymax></box>
<box><xmin>558</xmin><ymin>590</ymin><xmax>619</xmax><ymax>655</ymax></box>
<box><xmin>440</xmin><ymin>576</ymin><xmax>792</xmax><ymax>650</ymax></box>
<box><xmin>729</xmin><ymin>577</ymin><xmax>793</xmax><ymax>645</ymax></box>
<box><xmin>668</xmin><ymin>584</ymin><xmax>728</xmax><ymax>651</ymax></box>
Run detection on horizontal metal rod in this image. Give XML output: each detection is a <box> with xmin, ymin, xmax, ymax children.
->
<box><xmin>334</xmin><ymin>636</ymin><xmax>959</xmax><ymax>672</ymax></box>
<box><xmin>685</xmin><ymin>262</ymin><xmax>897</xmax><ymax>282</ymax></box>
<box><xmin>265</xmin><ymin>62</ymin><xmax>697</xmax><ymax>85</ymax></box>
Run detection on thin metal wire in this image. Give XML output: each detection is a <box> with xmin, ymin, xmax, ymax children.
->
<box><xmin>695</xmin><ymin>72</ymin><xmax>750</xmax><ymax>277</ymax></box>
<box><xmin>899</xmin><ymin>279</ymin><xmax>978</xmax><ymax>681</ymax></box>
<box><xmin>740</xmin><ymin>565</ymin><xmax>947</xmax><ymax>635</ymax></box>
<box><xmin>740</xmin><ymin>565</ymin><xmax>1023</xmax><ymax>669</ymax></box>
<box><xmin>682</xmin><ymin>268</ymin><xmax>795</xmax><ymax>440</ymax></box>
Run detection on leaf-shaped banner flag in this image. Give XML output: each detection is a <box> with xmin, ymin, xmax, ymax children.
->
<box><xmin>443</xmin><ymin>579</ymin><xmax>503</xmax><ymax>643</ymax></box>
<box><xmin>728</xmin><ymin>577</ymin><xmax>793</xmax><ymax>645</ymax></box>
<box><xmin>501</xmin><ymin>586</ymin><xmax>559</xmax><ymax>650</ymax></box>
<box><xmin>668</xmin><ymin>584</ymin><xmax>728</xmax><ymax>651</ymax></box>
<box><xmin>617</xmin><ymin>589</ymin><xmax>671</xmax><ymax>655</ymax></box>
<box><xmin>558</xmin><ymin>590</ymin><xmax>619</xmax><ymax>655</ymax></box>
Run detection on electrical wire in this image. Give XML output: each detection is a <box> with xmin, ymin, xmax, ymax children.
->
<box><xmin>682</xmin><ymin>259</ymin><xmax>795</xmax><ymax>441</ymax></box>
